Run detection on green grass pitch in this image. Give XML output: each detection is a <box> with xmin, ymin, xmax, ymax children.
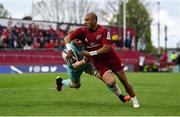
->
<box><xmin>0</xmin><ymin>72</ymin><xmax>180</xmax><ymax>116</ymax></box>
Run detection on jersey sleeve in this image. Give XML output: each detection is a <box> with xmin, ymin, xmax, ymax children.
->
<box><xmin>69</xmin><ymin>27</ymin><xmax>85</xmax><ymax>41</ymax></box>
<box><xmin>101</xmin><ymin>28</ymin><xmax>112</xmax><ymax>45</ymax></box>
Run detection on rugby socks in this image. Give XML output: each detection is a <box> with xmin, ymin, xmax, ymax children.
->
<box><xmin>62</xmin><ymin>79</ymin><xmax>71</xmax><ymax>87</ymax></box>
<box><xmin>131</xmin><ymin>96</ymin><xmax>138</xmax><ymax>102</ymax></box>
<box><xmin>131</xmin><ymin>96</ymin><xmax>140</xmax><ymax>108</ymax></box>
<box><xmin>108</xmin><ymin>84</ymin><xmax>122</xmax><ymax>96</ymax></box>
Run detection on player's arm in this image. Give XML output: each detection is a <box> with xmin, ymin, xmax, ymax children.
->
<box><xmin>72</xmin><ymin>56</ymin><xmax>88</xmax><ymax>69</ymax></box>
<box><xmin>64</xmin><ymin>35</ymin><xmax>74</xmax><ymax>60</ymax></box>
<box><xmin>72</xmin><ymin>59</ymin><xmax>86</xmax><ymax>69</ymax></box>
<box><xmin>64</xmin><ymin>28</ymin><xmax>85</xmax><ymax>59</ymax></box>
<box><xmin>83</xmin><ymin>44</ymin><xmax>110</xmax><ymax>56</ymax></box>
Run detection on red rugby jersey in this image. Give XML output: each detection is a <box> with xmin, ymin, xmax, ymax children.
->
<box><xmin>69</xmin><ymin>25</ymin><xmax>112</xmax><ymax>61</ymax></box>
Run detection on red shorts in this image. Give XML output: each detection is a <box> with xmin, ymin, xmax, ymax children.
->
<box><xmin>92</xmin><ymin>48</ymin><xmax>124</xmax><ymax>77</ymax></box>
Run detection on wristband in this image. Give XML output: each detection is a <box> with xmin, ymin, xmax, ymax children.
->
<box><xmin>89</xmin><ymin>51</ymin><xmax>98</xmax><ymax>56</ymax></box>
<box><xmin>66</xmin><ymin>43</ymin><xmax>72</xmax><ymax>51</ymax></box>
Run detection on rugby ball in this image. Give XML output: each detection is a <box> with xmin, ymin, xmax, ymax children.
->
<box><xmin>61</xmin><ymin>49</ymin><xmax>77</xmax><ymax>63</ymax></box>
<box><xmin>62</xmin><ymin>49</ymin><xmax>68</xmax><ymax>62</ymax></box>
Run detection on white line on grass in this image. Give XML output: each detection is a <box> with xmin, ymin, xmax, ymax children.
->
<box><xmin>10</xmin><ymin>65</ymin><xmax>23</xmax><ymax>74</ymax></box>
<box><xmin>0</xmin><ymin>88</ymin><xmax>55</xmax><ymax>91</ymax></box>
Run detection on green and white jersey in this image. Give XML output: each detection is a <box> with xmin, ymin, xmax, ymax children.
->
<box><xmin>66</xmin><ymin>42</ymin><xmax>86</xmax><ymax>72</ymax></box>
<box><xmin>70</xmin><ymin>41</ymin><xmax>85</xmax><ymax>61</ymax></box>
<box><xmin>62</xmin><ymin>42</ymin><xmax>98</xmax><ymax>83</ymax></box>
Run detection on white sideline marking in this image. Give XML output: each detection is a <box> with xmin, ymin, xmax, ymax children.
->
<box><xmin>0</xmin><ymin>88</ymin><xmax>55</xmax><ymax>91</ymax></box>
<box><xmin>10</xmin><ymin>65</ymin><xmax>23</xmax><ymax>74</ymax></box>
<box><xmin>62</xmin><ymin>64</ymin><xmax>67</xmax><ymax>68</ymax></box>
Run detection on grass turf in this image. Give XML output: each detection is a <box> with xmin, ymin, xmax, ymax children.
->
<box><xmin>0</xmin><ymin>72</ymin><xmax>180</xmax><ymax>116</ymax></box>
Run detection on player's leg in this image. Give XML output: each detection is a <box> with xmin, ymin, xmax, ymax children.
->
<box><xmin>68</xmin><ymin>70</ymin><xmax>82</xmax><ymax>89</ymax></box>
<box><xmin>56</xmin><ymin>68</ymin><xmax>82</xmax><ymax>91</ymax></box>
<box><xmin>84</xmin><ymin>62</ymin><xmax>101</xmax><ymax>79</ymax></box>
<box><xmin>108</xmin><ymin>50</ymin><xmax>140</xmax><ymax>108</ymax></box>
<box><xmin>114</xmin><ymin>70</ymin><xmax>140</xmax><ymax>108</ymax></box>
<box><xmin>101</xmin><ymin>70</ymin><xmax>131</xmax><ymax>103</ymax></box>
<box><xmin>114</xmin><ymin>70</ymin><xmax>135</xmax><ymax>97</ymax></box>
<box><xmin>84</xmin><ymin>62</ymin><xmax>130</xmax><ymax>102</ymax></box>
<box><xmin>56</xmin><ymin>75</ymin><xmax>81</xmax><ymax>91</ymax></box>
<box><xmin>84</xmin><ymin>63</ymin><xmax>124</xmax><ymax>97</ymax></box>
<box><xmin>56</xmin><ymin>76</ymin><xmax>81</xmax><ymax>91</ymax></box>
<box><xmin>103</xmin><ymin>72</ymin><xmax>131</xmax><ymax>103</ymax></box>
<box><xmin>56</xmin><ymin>76</ymin><xmax>63</xmax><ymax>91</ymax></box>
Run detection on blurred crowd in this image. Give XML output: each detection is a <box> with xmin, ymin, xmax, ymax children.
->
<box><xmin>138</xmin><ymin>50</ymin><xmax>180</xmax><ymax>72</ymax></box>
<box><xmin>0</xmin><ymin>23</ymin><xmax>65</xmax><ymax>50</ymax></box>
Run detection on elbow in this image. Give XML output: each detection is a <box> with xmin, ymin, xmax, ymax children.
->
<box><xmin>64</xmin><ymin>35</ymin><xmax>71</xmax><ymax>44</ymax></box>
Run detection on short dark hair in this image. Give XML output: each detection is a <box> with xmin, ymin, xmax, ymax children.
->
<box><xmin>87</xmin><ymin>12</ymin><xmax>98</xmax><ymax>22</ymax></box>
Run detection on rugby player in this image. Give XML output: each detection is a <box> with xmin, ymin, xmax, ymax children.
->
<box><xmin>56</xmin><ymin>37</ymin><xmax>130</xmax><ymax>103</ymax></box>
<box><xmin>63</xmin><ymin>12</ymin><xmax>140</xmax><ymax>108</ymax></box>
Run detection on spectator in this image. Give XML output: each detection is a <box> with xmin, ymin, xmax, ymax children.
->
<box><xmin>0</xmin><ymin>26</ymin><xmax>4</xmax><ymax>48</ymax></box>
<box><xmin>125</xmin><ymin>31</ymin><xmax>132</xmax><ymax>49</ymax></box>
<box><xmin>176</xmin><ymin>54</ymin><xmax>180</xmax><ymax>65</ymax></box>
<box><xmin>23</xmin><ymin>43</ymin><xmax>32</xmax><ymax>50</ymax></box>
<box><xmin>54</xmin><ymin>39</ymin><xmax>60</xmax><ymax>48</ymax></box>
<box><xmin>32</xmin><ymin>39</ymin><xmax>39</xmax><ymax>49</ymax></box>
<box><xmin>143</xmin><ymin>64</ymin><xmax>149</xmax><ymax>72</ymax></box>
<box><xmin>38</xmin><ymin>31</ymin><xmax>45</xmax><ymax>48</ymax></box>
<box><xmin>139</xmin><ymin>56</ymin><xmax>145</xmax><ymax>72</ymax></box>
<box><xmin>170</xmin><ymin>51</ymin><xmax>177</xmax><ymax>63</ymax></box>
<box><xmin>159</xmin><ymin>51</ymin><xmax>168</xmax><ymax>69</ymax></box>
<box><xmin>26</xmin><ymin>28</ymin><xmax>33</xmax><ymax>45</ymax></box>
<box><xmin>48</xmin><ymin>39</ymin><xmax>54</xmax><ymax>48</ymax></box>
<box><xmin>48</xmin><ymin>25</ymin><xmax>56</xmax><ymax>40</ymax></box>
<box><xmin>13</xmin><ymin>39</ymin><xmax>18</xmax><ymax>48</ymax></box>
<box><xmin>44</xmin><ymin>41</ymin><xmax>49</xmax><ymax>48</ymax></box>
<box><xmin>152</xmin><ymin>63</ymin><xmax>158</xmax><ymax>72</ymax></box>
<box><xmin>57</xmin><ymin>28</ymin><xmax>65</xmax><ymax>39</ymax></box>
<box><xmin>0</xmin><ymin>27</ymin><xmax>10</xmax><ymax>48</ymax></box>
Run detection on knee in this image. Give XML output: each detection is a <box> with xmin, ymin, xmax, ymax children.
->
<box><xmin>102</xmin><ymin>70</ymin><xmax>116</xmax><ymax>86</ymax></box>
<box><xmin>103</xmin><ymin>78</ymin><xmax>115</xmax><ymax>86</ymax></box>
<box><xmin>106</xmin><ymin>80</ymin><xmax>115</xmax><ymax>86</ymax></box>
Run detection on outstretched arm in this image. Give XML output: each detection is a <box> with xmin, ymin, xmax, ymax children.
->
<box><xmin>72</xmin><ymin>59</ymin><xmax>86</xmax><ymax>69</ymax></box>
<box><xmin>64</xmin><ymin>35</ymin><xmax>74</xmax><ymax>60</ymax></box>
<box><xmin>64</xmin><ymin>28</ymin><xmax>85</xmax><ymax>59</ymax></box>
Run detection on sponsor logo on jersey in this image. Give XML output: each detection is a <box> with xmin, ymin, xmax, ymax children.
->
<box><xmin>86</xmin><ymin>44</ymin><xmax>101</xmax><ymax>49</ymax></box>
<box><xmin>96</xmin><ymin>34</ymin><xmax>102</xmax><ymax>40</ymax></box>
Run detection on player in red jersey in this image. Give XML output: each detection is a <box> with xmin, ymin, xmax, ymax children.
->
<box><xmin>64</xmin><ymin>12</ymin><xmax>139</xmax><ymax>108</ymax></box>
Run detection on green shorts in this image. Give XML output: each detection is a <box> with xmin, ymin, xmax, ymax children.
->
<box><xmin>67</xmin><ymin>63</ymin><xmax>96</xmax><ymax>84</ymax></box>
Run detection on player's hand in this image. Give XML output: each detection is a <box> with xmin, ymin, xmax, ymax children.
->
<box><xmin>82</xmin><ymin>50</ymin><xmax>91</xmax><ymax>57</ymax></box>
<box><xmin>66</xmin><ymin>50</ymin><xmax>74</xmax><ymax>61</ymax></box>
<box><xmin>72</xmin><ymin>61</ymin><xmax>82</xmax><ymax>69</ymax></box>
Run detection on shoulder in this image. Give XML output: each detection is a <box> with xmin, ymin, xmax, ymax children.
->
<box><xmin>69</xmin><ymin>26</ymin><xmax>86</xmax><ymax>39</ymax></box>
<box><xmin>98</xmin><ymin>25</ymin><xmax>108</xmax><ymax>33</ymax></box>
<box><xmin>75</xmin><ymin>26</ymin><xmax>87</xmax><ymax>32</ymax></box>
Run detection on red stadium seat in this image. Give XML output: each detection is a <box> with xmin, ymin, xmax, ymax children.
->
<box><xmin>0</xmin><ymin>50</ymin><xmax>157</xmax><ymax>71</ymax></box>
<box><xmin>0</xmin><ymin>50</ymin><xmax>65</xmax><ymax>65</ymax></box>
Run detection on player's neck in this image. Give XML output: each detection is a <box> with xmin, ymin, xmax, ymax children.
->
<box><xmin>92</xmin><ymin>24</ymin><xmax>98</xmax><ymax>31</ymax></box>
